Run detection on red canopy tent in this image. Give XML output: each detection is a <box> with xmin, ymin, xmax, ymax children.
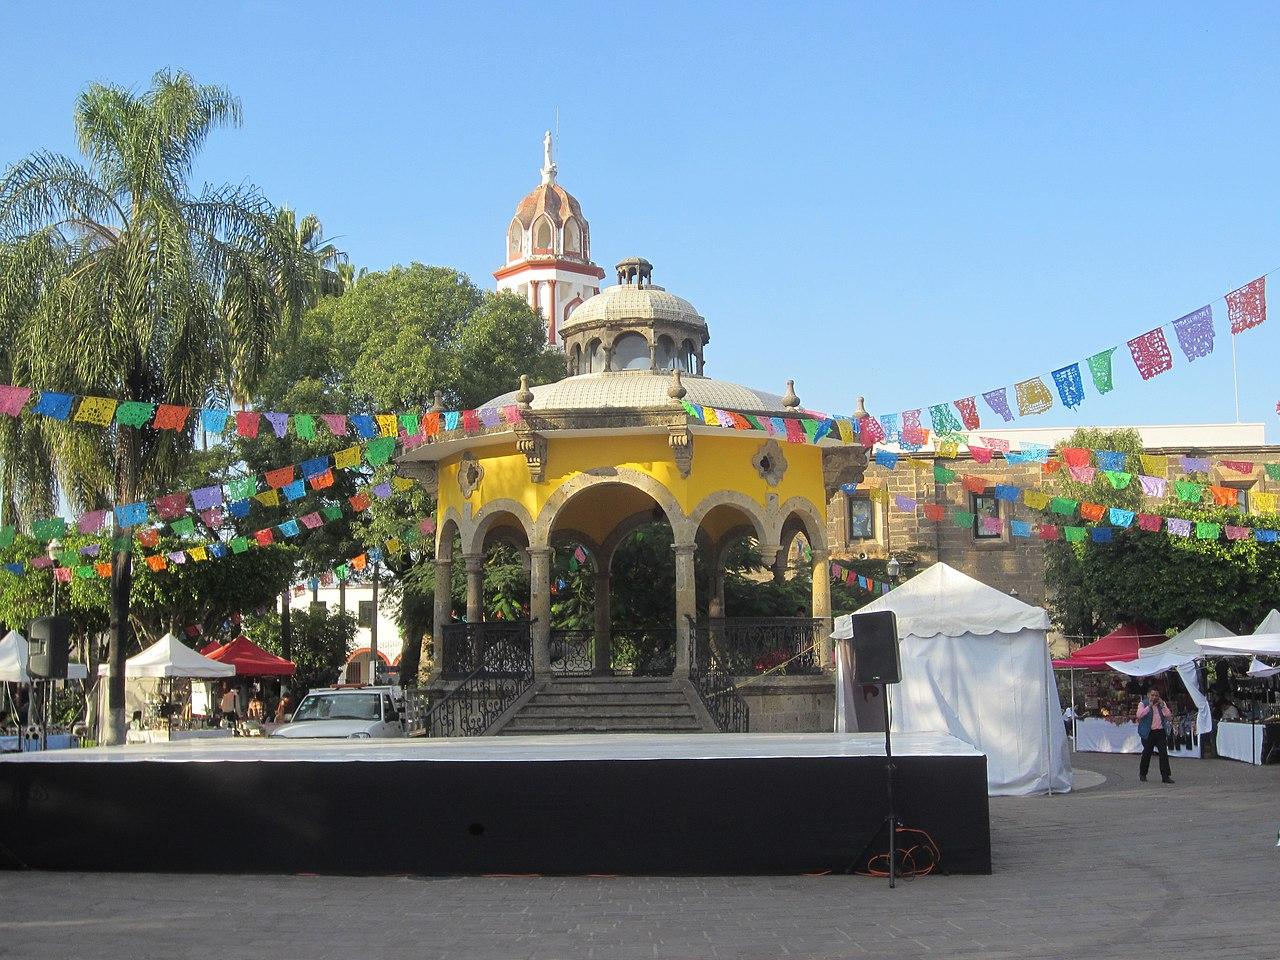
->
<box><xmin>198</xmin><ymin>636</ymin><xmax>296</xmax><ymax>676</ymax></box>
<box><xmin>1052</xmin><ymin>623</ymin><xmax>1165</xmax><ymax>670</ymax></box>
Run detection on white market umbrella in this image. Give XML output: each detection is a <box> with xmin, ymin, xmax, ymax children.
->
<box><xmin>97</xmin><ymin>632</ymin><xmax>234</xmax><ymax>679</ymax></box>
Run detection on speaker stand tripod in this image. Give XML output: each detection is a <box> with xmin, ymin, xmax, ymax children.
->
<box><xmin>881</xmin><ymin>681</ymin><xmax>898</xmax><ymax>888</ymax></box>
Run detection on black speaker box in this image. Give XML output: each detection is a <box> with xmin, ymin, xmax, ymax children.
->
<box><xmin>851</xmin><ymin>610</ymin><xmax>901</xmax><ymax>685</ymax></box>
<box><xmin>27</xmin><ymin>615</ymin><xmax>71</xmax><ymax>679</ymax></box>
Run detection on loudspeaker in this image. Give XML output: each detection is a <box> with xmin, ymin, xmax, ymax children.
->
<box><xmin>851</xmin><ymin>610</ymin><xmax>901</xmax><ymax>685</ymax></box>
<box><xmin>27</xmin><ymin>615</ymin><xmax>71</xmax><ymax>679</ymax></box>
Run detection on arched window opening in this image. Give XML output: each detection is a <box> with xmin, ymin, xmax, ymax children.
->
<box><xmin>507</xmin><ymin>220</ymin><xmax>523</xmax><ymax>260</ymax></box>
<box><xmin>655</xmin><ymin>335</ymin><xmax>676</xmax><ymax>370</ymax></box>
<box><xmin>612</xmin><ymin>332</ymin><xmax>651</xmax><ymax>371</ymax></box>
<box><xmin>587</xmin><ymin>339</ymin><xmax>605</xmax><ymax>374</ymax></box>
<box><xmin>533</xmin><ymin>217</ymin><xmax>553</xmax><ymax>254</ymax></box>
<box><xmin>677</xmin><ymin>339</ymin><xmax>697</xmax><ymax>373</ymax></box>
<box><xmin>563</xmin><ymin>218</ymin><xmax>582</xmax><ymax>255</ymax></box>
<box><xmin>570</xmin><ymin>344</ymin><xmax>582</xmax><ymax>376</ymax></box>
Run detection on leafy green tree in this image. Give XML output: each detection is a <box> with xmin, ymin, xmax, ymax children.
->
<box><xmin>0</xmin><ymin>70</ymin><xmax>315</xmax><ymax>742</ymax></box>
<box><xmin>249</xmin><ymin>606</ymin><xmax>356</xmax><ymax>697</ymax></box>
<box><xmin>1044</xmin><ymin>427</ymin><xmax>1280</xmax><ymax>636</ymax></box>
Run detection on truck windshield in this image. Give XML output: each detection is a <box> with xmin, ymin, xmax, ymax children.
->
<box><xmin>292</xmin><ymin>693</ymin><xmax>381</xmax><ymax>722</ymax></box>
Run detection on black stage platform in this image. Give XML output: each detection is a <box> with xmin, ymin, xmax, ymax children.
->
<box><xmin>0</xmin><ymin>733</ymin><xmax>991</xmax><ymax>875</ymax></box>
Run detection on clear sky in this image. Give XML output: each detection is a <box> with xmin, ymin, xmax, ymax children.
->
<box><xmin>2</xmin><ymin>2</ymin><xmax>1277</xmax><ymax>439</ymax></box>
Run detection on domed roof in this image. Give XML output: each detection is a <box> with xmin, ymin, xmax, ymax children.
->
<box><xmin>480</xmin><ymin>371</ymin><xmax>789</xmax><ymax>414</ymax></box>
<box><xmin>561</xmin><ymin>280</ymin><xmax>706</xmax><ymax>336</ymax></box>
<box><xmin>513</xmin><ymin>181</ymin><xmax>586</xmax><ymax>229</ymax></box>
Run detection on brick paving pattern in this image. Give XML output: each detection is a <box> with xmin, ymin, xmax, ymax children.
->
<box><xmin>0</xmin><ymin>752</ymin><xmax>1275</xmax><ymax>960</ymax></box>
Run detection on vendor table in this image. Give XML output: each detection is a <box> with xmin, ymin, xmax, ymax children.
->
<box><xmin>1074</xmin><ymin>717</ymin><xmax>1201</xmax><ymax>757</ymax></box>
<box><xmin>1216</xmin><ymin>721</ymin><xmax>1264</xmax><ymax>765</ymax></box>
<box><xmin>0</xmin><ymin>734</ymin><xmax>77</xmax><ymax>752</ymax></box>
<box><xmin>125</xmin><ymin>728</ymin><xmax>233</xmax><ymax>744</ymax></box>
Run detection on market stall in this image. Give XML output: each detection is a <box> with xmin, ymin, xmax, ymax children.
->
<box><xmin>833</xmin><ymin>562</ymin><xmax>1073</xmax><ymax>796</ymax></box>
<box><xmin>96</xmin><ymin>632</ymin><xmax>235</xmax><ymax>742</ymax></box>
<box><xmin>1195</xmin><ymin>623</ymin><xmax>1280</xmax><ymax>765</ymax></box>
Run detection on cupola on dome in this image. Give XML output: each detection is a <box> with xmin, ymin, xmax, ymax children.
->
<box><xmin>561</xmin><ymin>258</ymin><xmax>710</xmax><ymax>376</ymax></box>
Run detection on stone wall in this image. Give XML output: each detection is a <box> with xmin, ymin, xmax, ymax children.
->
<box><xmin>737</xmin><ymin>675</ymin><xmax>834</xmax><ymax>732</ymax></box>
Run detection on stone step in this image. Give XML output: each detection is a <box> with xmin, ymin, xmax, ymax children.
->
<box><xmin>541</xmin><ymin>680</ymin><xmax>681</xmax><ymax>693</ymax></box>
<box><xmin>499</xmin><ymin>716</ymin><xmax>707</xmax><ymax>733</ymax></box>
<box><xmin>517</xmin><ymin>705</ymin><xmax>701</xmax><ymax>720</ymax></box>
<box><xmin>531</xmin><ymin>693</ymin><xmax>690</xmax><ymax>707</ymax></box>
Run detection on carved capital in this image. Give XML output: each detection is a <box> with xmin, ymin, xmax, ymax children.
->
<box><xmin>822</xmin><ymin>445</ymin><xmax>868</xmax><ymax>500</ymax></box>
<box><xmin>668</xmin><ymin>425</ymin><xmax>694</xmax><ymax>478</ymax></box>
<box><xmin>515</xmin><ymin>426</ymin><xmax>548</xmax><ymax>483</ymax></box>
<box><xmin>396</xmin><ymin>460</ymin><xmax>438</xmax><ymax>495</ymax></box>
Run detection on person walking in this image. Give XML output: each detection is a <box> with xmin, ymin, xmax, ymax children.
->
<box><xmin>1137</xmin><ymin>687</ymin><xmax>1174</xmax><ymax>784</ymax></box>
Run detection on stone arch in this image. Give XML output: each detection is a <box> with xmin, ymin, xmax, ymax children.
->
<box><xmin>507</xmin><ymin>218</ymin><xmax>523</xmax><ymax>261</ymax></box>
<box><xmin>436</xmin><ymin>512</ymin><xmax>464</xmax><ymax>560</ymax></box>
<box><xmin>549</xmin><ymin>527</ymin><xmax>603</xmax><ymax>571</ymax></box>
<box><xmin>776</xmin><ymin>495</ymin><xmax>827</xmax><ymax>552</ymax></box>
<box><xmin>467</xmin><ymin>498</ymin><xmax>535</xmax><ymax>556</ymax></box>
<box><xmin>534</xmin><ymin>467</ymin><xmax>690</xmax><ymax>548</ymax></box>
<box><xmin>609</xmin><ymin>330</ymin><xmax>651</xmax><ymax>371</ymax></box>
<box><xmin>689</xmin><ymin>491</ymin><xmax>771</xmax><ymax>549</ymax></box>
<box><xmin>532</xmin><ymin>215</ymin><xmax>554</xmax><ymax>254</ymax></box>
<box><xmin>563</xmin><ymin>217</ymin><xmax>582</xmax><ymax>255</ymax></box>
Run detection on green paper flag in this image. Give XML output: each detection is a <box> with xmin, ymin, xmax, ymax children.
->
<box><xmin>33</xmin><ymin>518</ymin><xmax>66</xmax><ymax>542</ymax></box>
<box><xmin>57</xmin><ymin>549</ymin><xmax>77</xmax><ymax>567</ymax></box>
<box><xmin>293</xmin><ymin>414</ymin><xmax>316</xmax><ymax>440</ymax></box>
<box><xmin>114</xmin><ymin>401</ymin><xmax>157</xmax><ymax>428</ymax></box>
<box><xmin>744</xmin><ymin>414</ymin><xmax>763</xmax><ymax>431</ymax></box>
<box><xmin>1265</xmin><ymin>463</ymin><xmax>1280</xmax><ymax>482</ymax></box>
<box><xmin>364</xmin><ymin>436</ymin><xmax>396</xmax><ymax>466</ymax></box>
<box><xmin>226</xmin><ymin>477</ymin><xmax>258</xmax><ymax>501</ymax></box>
<box><xmin>928</xmin><ymin>403</ymin><xmax>963</xmax><ymax>434</ymax></box>
<box><xmin>170</xmin><ymin>516</ymin><xmax>196</xmax><ymax>536</ymax></box>
<box><xmin>1174</xmin><ymin>480</ymin><xmax>1203</xmax><ymax>504</ymax></box>
<box><xmin>74</xmin><ymin>565</ymin><xmax>96</xmax><ymax>580</ymax></box>
<box><xmin>801</xmin><ymin>419</ymin><xmax>820</xmax><ymax>442</ymax></box>
<box><xmin>1086</xmin><ymin>349</ymin><xmax>1117</xmax><ymax>395</ymax></box>
<box><xmin>1049</xmin><ymin>497</ymin><xmax>1078</xmax><ymax>516</ymax></box>
<box><xmin>1195</xmin><ymin>522</ymin><xmax>1221</xmax><ymax>540</ymax></box>
<box><xmin>0</xmin><ymin>525</ymin><xmax>13</xmax><ymax>548</ymax></box>
<box><xmin>230</xmin><ymin>537</ymin><xmax>250</xmax><ymax>554</ymax></box>
<box><xmin>399</xmin><ymin>414</ymin><xmax>420</xmax><ymax>436</ymax></box>
<box><xmin>321</xmin><ymin>505</ymin><xmax>343</xmax><ymax>522</ymax></box>
<box><xmin>335</xmin><ymin>563</ymin><xmax>350</xmax><ymax>580</ymax></box>
<box><xmin>1103</xmin><ymin>470</ymin><xmax>1133</xmax><ymax>490</ymax></box>
<box><xmin>952</xmin><ymin>510</ymin><xmax>976</xmax><ymax>529</ymax></box>
<box><xmin>934</xmin><ymin>466</ymin><xmax>956</xmax><ymax>484</ymax></box>
<box><xmin>1064</xmin><ymin>526</ymin><xmax>1087</xmax><ymax>542</ymax></box>
<box><xmin>680</xmin><ymin>401</ymin><xmax>699</xmax><ymax>418</ymax></box>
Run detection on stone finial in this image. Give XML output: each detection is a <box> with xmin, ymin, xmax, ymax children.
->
<box><xmin>852</xmin><ymin>395</ymin><xmax>868</xmax><ymax>419</ymax></box>
<box><xmin>782</xmin><ymin>379</ymin><xmax>800</xmax><ymax>409</ymax></box>
<box><xmin>429</xmin><ymin>390</ymin><xmax>444</xmax><ymax>413</ymax></box>
<box><xmin>667</xmin><ymin>368</ymin><xmax>687</xmax><ymax>401</ymax></box>
<box><xmin>516</xmin><ymin>374</ymin><xmax>535</xmax><ymax>409</ymax></box>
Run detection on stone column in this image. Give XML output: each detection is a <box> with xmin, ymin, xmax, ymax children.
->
<box><xmin>430</xmin><ymin>557</ymin><xmax>452</xmax><ymax>680</ymax></box>
<box><xmin>528</xmin><ymin>546</ymin><xmax>553</xmax><ymax>676</ymax></box>
<box><xmin>463</xmin><ymin>553</ymin><xmax>485</xmax><ymax>624</ymax></box>
<box><xmin>593</xmin><ymin>568</ymin><xmax>611</xmax><ymax>675</ymax></box>
<box><xmin>673</xmin><ymin>542</ymin><xmax>697</xmax><ymax>678</ymax></box>
<box><xmin>810</xmin><ymin>548</ymin><xmax>833</xmax><ymax>668</ymax></box>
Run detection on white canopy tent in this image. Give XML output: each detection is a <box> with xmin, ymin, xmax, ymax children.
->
<box><xmin>1253</xmin><ymin>609</ymin><xmax>1280</xmax><ymax>634</ymax></box>
<box><xmin>832</xmin><ymin>562</ymin><xmax>1072</xmax><ymax>797</ymax></box>
<box><xmin>1105</xmin><ymin>618</ymin><xmax>1233</xmax><ymax>734</ymax></box>
<box><xmin>97</xmin><ymin>633</ymin><xmax>234</xmax><ymax>679</ymax></box>
<box><xmin>1195</xmin><ymin>633</ymin><xmax>1280</xmax><ymax>658</ymax></box>
<box><xmin>0</xmin><ymin>629</ymin><xmax>89</xmax><ymax>682</ymax></box>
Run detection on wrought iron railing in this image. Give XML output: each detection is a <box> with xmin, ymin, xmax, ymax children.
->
<box><xmin>612</xmin><ymin>626</ymin><xmax>677</xmax><ymax>677</ymax></box>
<box><xmin>415</xmin><ymin>620</ymin><xmax>535</xmax><ymax>737</ymax></box>
<box><xmin>697</xmin><ymin>617</ymin><xmax>824</xmax><ymax>676</ymax></box>
<box><xmin>549</xmin><ymin>628</ymin><xmax>595</xmax><ymax>677</ymax></box>
<box><xmin>687</xmin><ymin>617</ymin><xmax>749</xmax><ymax>733</ymax></box>
<box><xmin>440</xmin><ymin>620</ymin><xmax>535</xmax><ymax>679</ymax></box>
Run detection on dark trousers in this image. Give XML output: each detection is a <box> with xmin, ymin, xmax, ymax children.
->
<box><xmin>1140</xmin><ymin>728</ymin><xmax>1171</xmax><ymax>780</ymax></box>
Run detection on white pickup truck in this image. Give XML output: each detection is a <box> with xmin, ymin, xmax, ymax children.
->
<box><xmin>271</xmin><ymin>685</ymin><xmax>406</xmax><ymax>740</ymax></box>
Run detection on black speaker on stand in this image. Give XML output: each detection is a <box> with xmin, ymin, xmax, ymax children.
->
<box><xmin>851</xmin><ymin>609</ymin><xmax>902</xmax><ymax>887</ymax></box>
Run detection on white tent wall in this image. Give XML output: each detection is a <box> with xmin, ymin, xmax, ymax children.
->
<box><xmin>833</xmin><ymin>563</ymin><xmax>1073</xmax><ymax>797</ymax></box>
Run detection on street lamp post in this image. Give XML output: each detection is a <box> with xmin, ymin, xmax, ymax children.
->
<box><xmin>886</xmin><ymin>555</ymin><xmax>901</xmax><ymax>588</ymax></box>
<box><xmin>46</xmin><ymin>538</ymin><xmax>62</xmax><ymax>616</ymax></box>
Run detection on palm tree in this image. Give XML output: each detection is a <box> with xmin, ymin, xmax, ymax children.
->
<box><xmin>271</xmin><ymin>206</ymin><xmax>347</xmax><ymax>322</ymax></box>
<box><xmin>0</xmin><ymin>69</ymin><xmax>313</xmax><ymax>743</ymax></box>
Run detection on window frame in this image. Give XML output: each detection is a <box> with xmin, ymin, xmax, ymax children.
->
<box><xmin>846</xmin><ymin>493</ymin><xmax>876</xmax><ymax>542</ymax></box>
<box><xmin>970</xmin><ymin>491</ymin><xmax>1003</xmax><ymax>541</ymax></box>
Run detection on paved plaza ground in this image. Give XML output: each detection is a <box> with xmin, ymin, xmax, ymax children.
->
<box><xmin>0</xmin><ymin>750</ymin><xmax>1275</xmax><ymax>960</ymax></box>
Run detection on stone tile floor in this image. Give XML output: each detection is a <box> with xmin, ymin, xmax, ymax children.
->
<box><xmin>0</xmin><ymin>751</ymin><xmax>1276</xmax><ymax>960</ymax></box>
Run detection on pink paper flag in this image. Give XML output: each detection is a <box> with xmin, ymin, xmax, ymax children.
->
<box><xmin>199</xmin><ymin>508</ymin><xmax>224</xmax><ymax>529</ymax></box>
<box><xmin>77</xmin><ymin>510</ymin><xmax>107</xmax><ymax>534</ymax></box>
<box><xmin>0</xmin><ymin>385</ymin><xmax>32</xmax><ymax>416</ymax></box>
<box><xmin>954</xmin><ymin>396</ymin><xmax>980</xmax><ymax>430</ymax></box>
<box><xmin>321</xmin><ymin>414</ymin><xmax>348</xmax><ymax>436</ymax></box>
<box><xmin>968</xmin><ymin>446</ymin><xmax>993</xmax><ymax>464</ymax></box>
<box><xmin>1137</xmin><ymin>513</ymin><xmax>1163</xmax><ymax>532</ymax></box>
<box><xmin>1226</xmin><ymin>276</ymin><xmax>1266</xmax><ymax>335</ymax></box>
<box><xmin>300</xmin><ymin>512</ymin><xmax>324</xmax><ymax>530</ymax></box>
<box><xmin>1127</xmin><ymin>328</ymin><xmax>1173</xmax><ymax>380</ymax></box>
<box><xmin>979</xmin><ymin>436</ymin><xmax>1010</xmax><ymax>453</ymax></box>
<box><xmin>1068</xmin><ymin>466</ymin><xmax>1096</xmax><ymax>483</ymax></box>
<box><xmin>1225</xmin><ymin>525</ymin><xmax>1251</xmax><ymax>540</ymax></box>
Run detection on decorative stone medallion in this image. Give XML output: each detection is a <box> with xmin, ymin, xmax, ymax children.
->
<box><xmin>752</xmin><ymin>439</ymin><xmax>788</xmax><ymax>486</ymax></box>
<box><xmin>457</xmin><ymin>451</ymin><xmax>484</xmax><ymax>499</ymax></box>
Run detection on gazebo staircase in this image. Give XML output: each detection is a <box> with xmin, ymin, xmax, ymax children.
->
<box><xmin>492</xmin><ymin>677</ymin><xmax>717</xmax><ymax>735</ymax></box>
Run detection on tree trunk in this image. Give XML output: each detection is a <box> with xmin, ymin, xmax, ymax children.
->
<box><xmin>280</xmin><ymin>590</ymin><xmax>292</xmax><ymax>661</ymax></box>
<box><xmin>102</xmin><ymin>548</ymin><xmax>133</xmax><ymax>745</ymax></box>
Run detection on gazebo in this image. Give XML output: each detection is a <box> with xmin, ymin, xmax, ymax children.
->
<box><xmin>398</xmin><ymin>258</ymin><xmax>866</xmax><ymax>689</ymax></box>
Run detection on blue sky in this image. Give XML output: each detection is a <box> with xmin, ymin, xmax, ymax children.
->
<box><xmin>2</xmin><ymin>2</ymin><xmax>1277</xmax><ymax>438</ymax></box>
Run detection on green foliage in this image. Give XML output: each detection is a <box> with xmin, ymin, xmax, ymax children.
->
<box><xmin>1045</xmin><ymin>427</ymin><xmax>1280</xmax><ymax>636</ymax></box>
<box><xmin>248</xmin><ymin>606</ymin><xmax>356</xmax><ymax>697</ymax></box>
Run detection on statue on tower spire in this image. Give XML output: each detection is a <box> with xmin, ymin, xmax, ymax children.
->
<box><xmin>540</xmin><ymin>130</ymin><xmax>557</xmax><ymax>185</ymax></box>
